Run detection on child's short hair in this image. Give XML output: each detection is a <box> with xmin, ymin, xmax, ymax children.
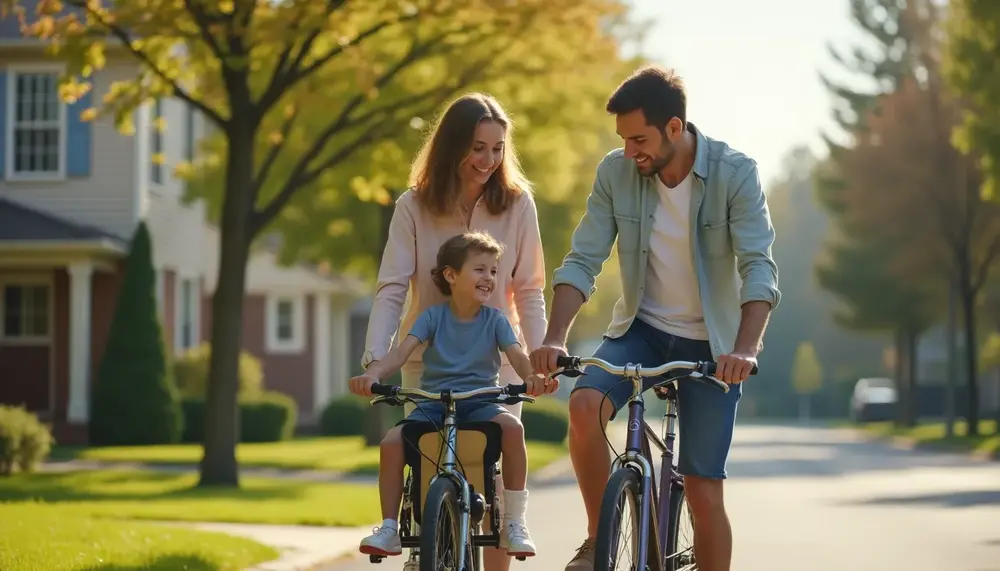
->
<box><xmin>431</xmin><ymin>231</ymin><xmax>505</xmax><ymax>296</ymax></box>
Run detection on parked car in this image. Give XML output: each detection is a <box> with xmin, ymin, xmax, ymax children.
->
<box><xmin>849</xmin><ymin>377</ymin><xmax>897</xmax><ymax>423</ymax></box>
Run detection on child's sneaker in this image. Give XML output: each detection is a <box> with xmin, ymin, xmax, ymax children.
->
<box><xmin>359</xmin><ymin>520</ymin><xmax>402</xmax><ymax>556</ymax></box>
<box><xmin>503</xmin><ymin>519</ymin><xmax>537</xmax><ymax>557</ymax></box>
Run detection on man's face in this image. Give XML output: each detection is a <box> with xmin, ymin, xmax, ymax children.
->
<box><xmin>615</xmin><ymin>110</ymin><xmax>683</xmax><ymax>177</ymax></box>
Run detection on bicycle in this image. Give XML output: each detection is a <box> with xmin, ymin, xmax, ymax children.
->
<box><xmin>366</xmin><ymin>382</ymin><xmax>534</xmax><ymax>571</ymax></box>
<box><xmin>554</xmin><ymin>355</ymin><xmax>757</xmax><ymax>571</ymax></box>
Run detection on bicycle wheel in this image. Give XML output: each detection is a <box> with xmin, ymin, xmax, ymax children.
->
<box><xmin>664</xmin><ymin>484</ymin><xmax>696</xmax><ymax>570</ymax></box>
<box><xmin>420</xmin><ymin>477</ymin><xmax>477</xmax><ymax>571</ymax></box>
<box><xmin>594</xmin><ymin>467</ymin><xmax>643</xmax><ymax>571</ymax></box>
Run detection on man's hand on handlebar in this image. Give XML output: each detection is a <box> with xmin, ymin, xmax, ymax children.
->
<box><xmin>715</xmin><ymin>351</ymin><xmax>758</xmax><ymax>384</ymax></box>
<box><xmin>529</xmin><ymin>344</ymin><xmax>568</xmax><ymax>376</ymax></box>
<box><xmin>349</xmin><ymin>373</ymin><xmax>379</xmax><ymax>397</ymax></box>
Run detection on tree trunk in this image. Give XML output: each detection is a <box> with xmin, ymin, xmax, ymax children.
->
<box><xmin>198</xmin><ymin>124</ymin><xmax>256</xmax><ymax>487</ymax></box>
<box><xmin>905</xmin><ymin>327</ymin><xmax>919</xmax><ymax>427</ymax></box>
<box><xmin>945</xmin><ymin>278</ymin><xmax>958</xmax><ymax>438</ymax></box>
<box><xmin>961</xmin><ymin>281</ymin><xmax>980</xmax><ymax>437</ymax></box>
<box><xmin>894</xmin><ymin>328</ymin><xmax>909</xmax><ymax>428</ymax></box>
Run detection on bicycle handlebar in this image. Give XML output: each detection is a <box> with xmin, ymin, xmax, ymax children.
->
<box><xmin>554</xmin><ymin>356</ymin><xmax>758</xmax><ymax>393</ymax></box>
<box><xmin>368</xmin><ymin>382</ymin><xmax>532</xmax><ymax>406</ymax></box>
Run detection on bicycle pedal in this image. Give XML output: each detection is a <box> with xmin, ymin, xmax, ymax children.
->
<box><xmin>368</xmin><ymin>554</ymin><xmax>384</xmax><ymax>563</ymax></box>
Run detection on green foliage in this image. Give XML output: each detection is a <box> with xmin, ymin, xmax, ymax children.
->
<box><xmin>791</xmin><ymin>342</ymin><xmax>823</xmax><ymax>396</ymax></box>
<box><xmin>943</xmin><ymin>0</ymin><xmax>1000</xmax><ymax>199</ymax></box>
<box><xmin>0</xmin><ymin>405</ymin><xmax>54</xmax><ymax>475</ymax></box>
<box><xmin>320</xmin><ymin>395</ymin><xmax>367</xmax><ymax>436</ymax></box>
<box><xmin>521</xmin><ymin>397</ymin><xmax>569</xmax><ymax>444</ymax></box>
<box><xmin>173</xmin><ymin>343</ymin><xmax>264</xmax><ymax>399</ymax></box>
<box><xmin>181</xmin><ymin>391</ymin><xmax>297</xmax><ymax>444</ymax></box>
<box><xmin>89</xmin><ymin>222</ymin><xmax>183</xmax><ymax>446</ymax></box>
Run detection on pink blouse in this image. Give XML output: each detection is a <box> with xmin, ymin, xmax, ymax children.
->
<box><xmin>363</xmin><ymin>189</ymin><xmax>547</xmax><ymax>367</ymax></box>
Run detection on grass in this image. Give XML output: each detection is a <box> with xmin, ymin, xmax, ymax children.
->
<box><xmin>0</xmin><ymin>470</ymin><xmax>382</xmax><ymax>527</ymax></box>
<box><xmin>0</xmin><ymin>503</ymin><xmax>277</xmax><ymax>571</ymax></box>
<box><xmin>50</xmin><ymin>436</ymin><xmax>568</xmax><ymax>475</ymax></box>
<box><xmin>856</xmin><ymin>419</ymin><xmax>1000</xmax><ymax>458</ymax></box>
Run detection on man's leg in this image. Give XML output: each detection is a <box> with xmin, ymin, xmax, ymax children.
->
<box><xmin>565</xmin><ymin>320</ymin><xmax>663</xmax><ymax>570</ymax></box>
<box><xmin>674</xmin><ymin>337</ymin><xmax>742</xmax><ymax>571</ymax></box>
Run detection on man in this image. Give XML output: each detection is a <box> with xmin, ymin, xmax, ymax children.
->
<box><xmin>529</xmin><ymin>65</ymin><xmax>780</xmax><ymax>571</ymax></box>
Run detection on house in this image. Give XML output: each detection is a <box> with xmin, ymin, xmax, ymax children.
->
<box><xmin>0</xmin><ymin>9</ymin><xmax>365</xmax><ymax>444</ymax></box>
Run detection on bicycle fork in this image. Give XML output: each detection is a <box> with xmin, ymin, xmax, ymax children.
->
<box><xmin>435</xmin><ymin>414</ymin><xmax>472</xmax><ymax>571</ymax></box>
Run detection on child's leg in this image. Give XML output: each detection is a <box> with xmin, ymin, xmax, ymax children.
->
<box><xmin>360</xmin><ymin>425</ymin><xmax>407</xmax><ymax>556</ymax></box>
<box><xmin>490</xmin><ymin>412</ymin><xmax>527</xmax><ymax>490</ymax></box>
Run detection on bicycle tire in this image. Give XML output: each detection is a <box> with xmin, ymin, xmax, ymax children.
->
<box><xmin>664</xmin><ymin>484</ymin><xmax>696</xmax><ymax>571</ymax></box>
<box><xmin>594</xmin><ymin>466</ymin><xmax>643</xmax><ymax>571</ymax></box>
<box><xmin>420</xmin><ymin>477</ymin><xmax>478</xmax><ymax>571</ymax></box>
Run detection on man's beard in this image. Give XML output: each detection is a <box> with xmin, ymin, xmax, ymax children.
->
<box><xmin>637</xmin><ymin>141</ymin><xmax>674</xmax><ymax>177</ymax></box>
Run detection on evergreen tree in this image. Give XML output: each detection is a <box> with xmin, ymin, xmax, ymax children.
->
<box><xmin>89</xmin><ymin>222</ymin><xmax>182</xmax><ymax>445</ymax></box>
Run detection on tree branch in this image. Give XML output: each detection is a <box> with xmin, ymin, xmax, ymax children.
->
<box><xmin>182</xmin><ymin>0</ymin><xmax>229</xmax><ymax>65</ymax></box>
<box><xmin>972</xmin><ymin>230</ymin><xmax>1000</xmax><ymax>292</ymax></box>
<box><xmin>257</xmin><ymin>4</ymin><xmax>419</xmax><ymax>114</ymax></box>
<box><xmin>250</xmin><ymin>108</ymin><xmax>300</xmax><ymax>199</ymax></box>
<box><xmin>65</xmin><ymin>0</ymin><xmax>229</xmax><ymax>128</ymax></box>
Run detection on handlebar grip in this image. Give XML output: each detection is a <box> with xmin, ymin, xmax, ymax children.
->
<box><xmin>703</xmin><ymin>362</ymin><xmax>759</xmax><ymax>376</ymax></box>
<box><xmin>370</xmin><ymin>383</ymin><xmax>396</xmax><ymax>397</ymax></box>
<box><xmin>555</xmin><ymin>355</ymin><xmax>579</xmax><ymax>368</ymax></box>
<box><xmin>506</xmin><ymin>384</ymin><xmax>529</xmax><ymax>396</ymax></box>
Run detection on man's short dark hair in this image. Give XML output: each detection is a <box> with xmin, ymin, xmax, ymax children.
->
<box><xmin>606</xmin><ymin>65</ymin><xmax>687</xmax><ymax>132</ymax></box>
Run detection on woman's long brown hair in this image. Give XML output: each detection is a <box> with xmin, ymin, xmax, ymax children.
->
<box><xmin>408</xmin><ymin>92</ymin><xmax>532</xmax><ymax>217</ymax></box>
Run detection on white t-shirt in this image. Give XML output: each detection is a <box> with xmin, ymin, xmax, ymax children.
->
<box><xmin>636</xmin><ymin>169</ymin><xmax>708</xmax><ymax>340</ymax></box>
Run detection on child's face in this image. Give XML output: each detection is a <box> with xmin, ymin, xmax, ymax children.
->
<box><xmin>446</xmin><ymin>250</ymin><xmax>499</xmax><ymax>304</ymax></box>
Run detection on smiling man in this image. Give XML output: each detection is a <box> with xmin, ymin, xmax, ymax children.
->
<box><xmin>529</xmin><ymin>65</ymin><xmax>780</xmax><ymax>571</ymax></box>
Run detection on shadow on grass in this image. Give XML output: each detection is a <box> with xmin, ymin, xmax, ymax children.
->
<box><xmin>78</xmin><ymin>554</ymin><xmax>219</xmax><ymax>571</ymax></box>
<box><xmin>0</xmin><ymin>470</ymin><xmax>311</xmax><ymax>504</ymax></box>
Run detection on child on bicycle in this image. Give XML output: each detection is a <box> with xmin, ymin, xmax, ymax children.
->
<box><xmin>348</xmin><ymin>230</ymin><xmax>558</xmax><ymax>560</ymax></box>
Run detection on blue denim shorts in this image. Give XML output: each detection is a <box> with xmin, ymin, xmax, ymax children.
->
<box><xmin>571</xmin><ymin>318</ymin><xmax>741</xmax><ymax>479</ymax></box>
<box><xmin>399</xmin><ymin>400</ymin><xmax>507</xmax><ymax>427</ymax></box>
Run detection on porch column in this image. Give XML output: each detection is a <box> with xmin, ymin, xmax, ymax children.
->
<box><xmin>313</xmin><ymin>293</ymin><xmax>332</xmax><ymax>418</ymax></box>
<box><xmin>330</xmin><ymin>298</ymin><xmax>351</xmax><ymax>399</ymax></box>
<box><xmin>67</xmin><ymin>261</ymin><xmax>93</xmax><ymax>424</ymax></box>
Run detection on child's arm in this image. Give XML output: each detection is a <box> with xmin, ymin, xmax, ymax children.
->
<box><xmin>348</xmin><ymin>335</ymin><xmax>421</xmax><ymax>397</ymax></box>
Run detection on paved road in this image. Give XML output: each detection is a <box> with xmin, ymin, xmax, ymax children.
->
<box><xmin>324</xmin><ymin>423</ymin><xmax>1000</xmax><ymax>571</ymax></box>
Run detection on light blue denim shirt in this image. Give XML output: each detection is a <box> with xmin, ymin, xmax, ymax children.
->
<box><xmin>552</xmin><ymin>122</ymin><xmax>780</xmax><ymax>358</ymax></box>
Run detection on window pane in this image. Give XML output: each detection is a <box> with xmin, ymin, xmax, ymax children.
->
<box><xmin>25</xmin><ymin>285</ymin><xmax>49</xmax><ymax>336</ymax></box>
<box><xmin>13</xmin><ymin>72</ymin><xmax>61</xmax><ymax>175</ymax></box>
<box><xmin>276</xmin><ymin>300</ymin><xmax>294</xmax><ymax>341</ymax></box>
<box><xmin>3</xmin><ymin>286</ymin><xmax>21</xmax><ymax>336</ymax></box>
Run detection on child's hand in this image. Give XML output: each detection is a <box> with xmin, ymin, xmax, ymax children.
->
<box><xmin>525</xmin><ymin>373</ymin><xmax>558</xmax><ymax>397</ymax></box>
<box><xmin>348</xmin><ymin>373</ymin><xmax>379</xmax><ymax>397</ymax></box>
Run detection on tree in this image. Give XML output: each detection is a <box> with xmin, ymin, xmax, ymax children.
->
<box><xmin>943</xmin><ymin>0</ymin><xmax>1000</xmax><ymax>200</ymax></box>
<box><xmin>6</xmin><ymin>0</ymin><xmax>632</xmax><ymax>486</ymax></box>
<box><xmin>835</xmin><ymin>73</ymin><xmax>1000</xmax><ymax>437</ymax></box>
<box><xmin>90</xmin><ymin>222</ymin><xmax>182</xmax><ymax>446</ymax></box>
<box><xmin>791</xmin><ymin>341</ymin><xmax>823</xmax><ymax>422</ymax></box>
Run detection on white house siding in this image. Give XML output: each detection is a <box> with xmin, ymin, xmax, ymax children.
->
<box><xmin>0</xmin><ymin>53</ymin><xmax>137</xmax><ymax>238</ymax></box>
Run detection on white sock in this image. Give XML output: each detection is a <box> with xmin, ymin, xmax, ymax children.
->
<box><xmin>503</xmin><ymin>489</ymin><xmax>528</xmax><ymax>523</ymax></box>
<box><xmin>380</xmin><ymin>518</ymin><xmax>398</xmax><ymax>532</ymax></box>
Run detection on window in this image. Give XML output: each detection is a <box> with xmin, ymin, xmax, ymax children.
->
<box><xmin>266</xmin><ymin>294</ymin><xmax>305</xmax><ymax>353</ymax></box>
<box><xmin>174</xmin><ymin>277</ymin><xmax>199</xmax><ymax>352</ymax></box>
<box><xmin>6</xmin><ymin>70</ymin><xmax>65</xmax><ymax>179</ymax></box>
<box><xmin>1</xmin><ymin>283</ymin><xmax>50</xmax><ymax>341</ymax></box>
<box><xmin>151</xmin><ymin>98</ymin><xmax>163</xmax><ymax>183</ymax></box>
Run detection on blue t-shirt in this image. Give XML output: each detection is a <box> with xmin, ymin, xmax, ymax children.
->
<box><xmin>407</xmin><ymin>303</ymin><xmax>520</xmax><ymax>393</ymax></box>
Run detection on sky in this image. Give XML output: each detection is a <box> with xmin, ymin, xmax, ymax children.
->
<box><xmin>624</xmin><ymin>0</ymin><xmax>870</xmax><ymax>189</ymax></box>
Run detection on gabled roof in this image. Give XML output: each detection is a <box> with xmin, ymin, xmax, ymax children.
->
<box><xmin>0</xmin><ymin>197</ymin><xmax>126</xmax><ymax>251</ymax></box>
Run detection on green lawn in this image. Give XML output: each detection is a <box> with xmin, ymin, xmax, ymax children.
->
<box><xmin>857</xmin><ymin>419</ymin><xmax>1000</xmax><ymax>458</ymax></box>
<box><xmin>0</xmin><ymin>470</ymin><xmax>381</xmax><ymax>527</ymax></box>
<box><xmin>51</xmin><ymin>436</ymin><xmax>568</xmax><ymax>475</ymax></box>
<box><xmin>0</xmin><ymin>503</ymin><xmax>277</xmax><ymax>571</ymax></box>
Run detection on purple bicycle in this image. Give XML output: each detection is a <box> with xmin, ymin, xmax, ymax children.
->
<box><xmin>554</xmin><ymin>355</ymin><xmax>756</xmax><ymax>571</ymax></box>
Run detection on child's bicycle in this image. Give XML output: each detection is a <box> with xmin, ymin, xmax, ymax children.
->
<box><xmin>366</xmin><ymin>382</ymin><xmax>534</xmax><ymax>571</ymax></box>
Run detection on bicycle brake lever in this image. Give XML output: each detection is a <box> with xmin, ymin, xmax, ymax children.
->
<box><xmin>557</xmin><ymin>368</ymin><xmax>585</xmax><ymax>378</ymax></box>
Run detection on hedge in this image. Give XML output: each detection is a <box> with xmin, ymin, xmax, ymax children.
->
<box><xmin>181</xmin><ymin>391</ymin><xmax>297</xmax><ymax>443</ymax></box>
<box><xmin>0</xmin><ymin>405</ymin><xmax>54</xmax><ymax>475</ymax></box>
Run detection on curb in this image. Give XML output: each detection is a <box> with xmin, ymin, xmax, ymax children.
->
<box><xmin>852</xmin><ymin>428</ymin><xmax>1000</xmax><ymax>462</ymax></box>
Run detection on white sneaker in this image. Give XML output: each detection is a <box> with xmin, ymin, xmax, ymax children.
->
<box><xmin>359</xmin><ymin>524</ymin><xmax>402</xmax><ymax>556</ymax></box>
<box><xmin>502</xmin><ymin>519</ymin><xmax>536</xmax><ymax>557</ymax></box>
<box><xmin>402</xmin><ymin>555</ymin><xmax>419</xmax><ymax>570</ymax></box>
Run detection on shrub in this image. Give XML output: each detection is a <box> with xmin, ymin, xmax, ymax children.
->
<box><xmin>90</xmin><ymin>221</ymin><xmax>183</xmax><ymax>445</ymax></box>
<box><xmin>0</xmin><ymin>405</ymin><xmax>54</xmax><ymax>475</ymax></box>
<box><xmin>173</xmin><ymin>343</ymin><xmax>264</xmax><ymax>400</ymax></box>
<box><xmin>181</xmin><ymin>391</ymin><xmax>297</xmax><ymax>443</ymax></box>
<box><xmin>522</xmin><ymin>397</ymin><xmax>569</xmax><ymax>443</ymax></box>
<box><xmin>319</xmin><ymin>393</ymin><xmax>405</xmax><ymax>436</ymax></box>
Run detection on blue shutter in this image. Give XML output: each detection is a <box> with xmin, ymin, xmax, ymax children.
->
<box><xmin>66</xmin><ymin>84</ymin><xmax>91</xmax><ymax>177</ymax></box>
<box><xmin>0</xmin><ymin>71</ymin><xmax>6</xmax><ymax>179</ymax></box>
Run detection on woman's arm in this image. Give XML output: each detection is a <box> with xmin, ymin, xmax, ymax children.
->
<box><xmin>362</xmin><ymin>196</ymin><xmax>417</xmax><ymax>367</ymax></box>
<box><xmin>511</xmin><ymin>194</ymin><xmax>548</xmax><ymax>351</ymax></box>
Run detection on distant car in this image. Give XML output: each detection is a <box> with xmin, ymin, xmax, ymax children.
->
<box><xmin>850</xmin><ymin>377</ymin><xmax>897</xmax><ymax>423</ymax></box>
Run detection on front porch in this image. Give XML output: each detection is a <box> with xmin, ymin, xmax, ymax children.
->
<box><xmin>0</xmin><ymin>198</ymin><xmax>126</xmax><ymax>443</ymax></box>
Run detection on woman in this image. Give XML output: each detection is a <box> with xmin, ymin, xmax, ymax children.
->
<box><xmin>361</xmin><ymin>92</ymin><xmax>547</xmax><ymax>571</ymax></box>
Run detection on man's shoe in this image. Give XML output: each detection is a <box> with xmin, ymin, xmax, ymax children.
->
<box><xmin>564</xmin><ymin>538</ymin><xmax>596</xmax><ymax>570</ymax></box>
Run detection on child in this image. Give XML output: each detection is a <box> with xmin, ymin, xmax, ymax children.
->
<box><xmin>348</xmin><ymin>231</ymin><xmax>558</xmax><ymax>560</ymax></box>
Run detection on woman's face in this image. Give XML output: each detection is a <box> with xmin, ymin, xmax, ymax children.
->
<box><xmin>460</xmin><ymin>120</ymin><xmax>505</xmax><ymax>188</ymax></box>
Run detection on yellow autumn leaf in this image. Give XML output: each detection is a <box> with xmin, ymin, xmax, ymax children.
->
<box><xmin>267</xmin><ymin>131</ymin><xmax>283</xmax><ymax>146</ymax></box>
<box><xmin>79</xmin><ymin>107</ymin><xmax>98</xmax><ymax>122</ymax></box>
<box><xmin>151</xmin><ymin>153</ymin><xmax>166</xmax><ymax>166</ymax></box>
